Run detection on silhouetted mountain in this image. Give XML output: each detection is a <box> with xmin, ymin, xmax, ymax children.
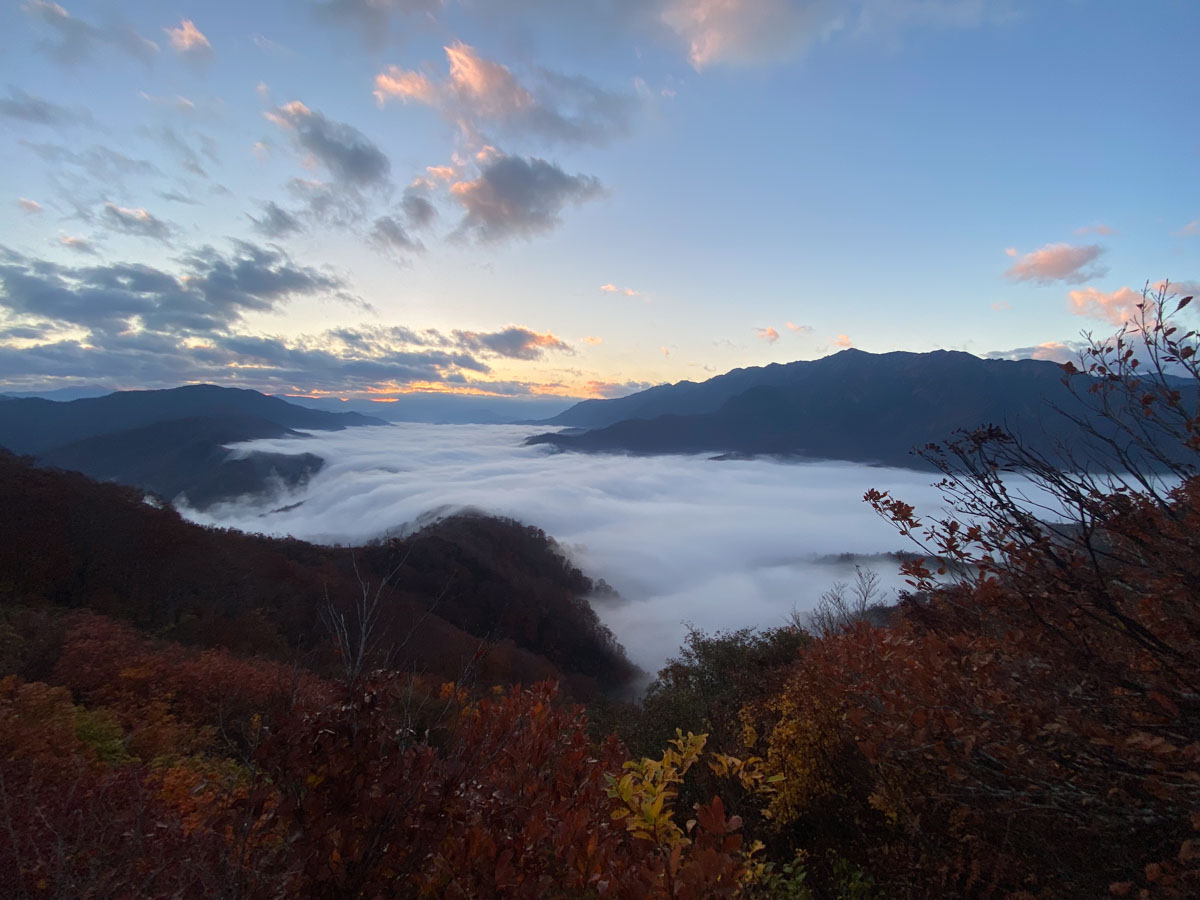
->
<box><xmin>0</xmin><ymin>383</ymin><xmax>386</xmax><ymax>455</ymax></box>
<box><xmin>38</xmin><ymin>416</ymin><xmax>325</xmax><ymax>509</ymax></box>
<box><xmin>528</xmin><ymin>349</ymin><xmax>1098</xmax><ymax>467</ymax></box>
<box><xmin>0</xmin><ymin>384</ymin><xmax>387</xmax><ymax>506</ymax></box>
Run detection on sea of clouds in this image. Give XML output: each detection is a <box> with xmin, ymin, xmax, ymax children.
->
<box><xmin>184</xmin><ymin>424</ymin><xmax>954</xmax><ymax>674</ymax></box>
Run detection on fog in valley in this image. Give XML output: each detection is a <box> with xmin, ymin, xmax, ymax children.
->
<box><xmin>185</xmin><ymin>424</ymin><xmax>951</xmax><ymax>673</ymax></box>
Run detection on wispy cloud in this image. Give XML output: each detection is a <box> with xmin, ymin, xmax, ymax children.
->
<box><xmin>23</xmin><ymin>0</ymin><xmax>159</xmax><ymax>65</ymax></box>
<box><xmin>313</xmin><ymin>0</ymin><xmax>443</xmax><ymax>50</ymax></box>
<box><xmin>1004</xmin><ymin>242</ymin><xmax>1107</xmax><ymax>284</ymax></box>
<box><xmin>659</xmin><ymin>0</ymin><xmax>1015</xmax><ymax>70</ymax></box>
<box><xmin>600</xmin><ymin>283</ymin><xmax>641</xmax><ymax>297</ymax></box>
<box><xmin>0</xmin><ymin>86</ymin><xmax>86</xmax><ymax>125</ymax></box>
<box><xmin>102</xmin><ymin>203</ymin><xmax>175</xmax><ymax>243</ymax></box>
<box><xmin>17</xmin><ymin>198</ymin><xmax>42</xmax><ymax>214</ymax></box>
<box><xmin>369</xmin><ymin>215</ymin><xmax>423</xmax><ymax>257</ymax></box>
<box><xmin>248</xmin><ymin>201</ymin><xmax>304</xmax><ymax>238</ymax></box>
<box><xmin>1075</xmin><ymin>223</ymin><xmax>1115</xmax><ymax>236</ymax></box>
<box><xmin>755</xmin><ymin>326</ymin><xmax>780</xmax><ymax>342</ymax></box>
<box><xmin>785</xmin><ymin>321</ymin><xmax>812</xmax><ymax>334</ymax></box>
<box><xmin>1176</xmin><ymin>220</ymin><xmax>1199</xmax><ymax>237</ymax></box>
<box><xmin>374</xmin><ymin>41</ymin><xmax>633</xmax><ymax>146</ymax></box>
<box><xmin>164</xmin><ymin>19</ymin><xmax>212</xmax><ymax>59</ymax></box>
<box><xmin>57</xmin><ymin>233</ymin><xmax>97</xmax><ymax>255</ymax></box>
<box><xmin>267</xmin><ymin>101</ymin><xmax>391</xmax><ymax>188</ymax></box>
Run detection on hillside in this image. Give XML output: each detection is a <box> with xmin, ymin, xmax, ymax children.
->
<box><xmin>0</xmin><ymin>451</ymin><xmax>635</xmax><ymax>697</ymax></box>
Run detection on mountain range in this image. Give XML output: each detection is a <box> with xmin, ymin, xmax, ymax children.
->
<box><xmin>528</xmin><ymin>349</ymin><xmax>1099</xmax><ymax>467</ymax></box>
<box><xmin>0</xmin><ymin>384</ymin><xmax>386</xmax><ymax>508</ymax></box>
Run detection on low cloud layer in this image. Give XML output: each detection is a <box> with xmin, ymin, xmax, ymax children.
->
<box><xmin>185</xmin><ymin>424</ymin><xmax>948</xmax><ymax>672</ymax></box>
<box><xmin>0</xmin><ymin>244</ymin><xmax>576</xmax><ymax>392</ymax></box>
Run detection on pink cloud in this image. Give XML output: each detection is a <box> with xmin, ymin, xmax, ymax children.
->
<box><xmin>755</xmin><ymin>326</ymin><xmax>779</xmax><ymax>343</ymax></box>
<box><xmin>164</xmin><ymin>19</ymin><xmax>211</xmax><ymax>57</ymax></box>
<box><xmin>600</xmin><ymin>283</ymin><xmax>641</xmax><ymax>297</ymax></box>
<box><xmin>375</xmin><ymin>43</ymin><xmax>532</xmax><ymax>121</ymax></box>
<box><xmin>17</xmin><ymin>198</ymin><xmax>42</xmax><ymax>214</ymax></box>
<box><xmin>785</xmin><ymin>321</ymin><xmax>812</xmax><ymax>334</ymax></box>
<box><xmin>835</xmin><ymin>334</ymin><xmax>852</xmax><ymax>348</ymax></box>
<box><xmin>1005</xmin><ymin>242</ymin><xmax>1107</xmax><ymax>284</ymax></box>
<box><xmin>1075</xmin><ymin>223</ymin><xmax>1115</xmax><ymax>236</ymax></box>
<box><xmin>661</xmin><ymin>346</ymin><xmax>671</xmax><ymax>357</ymax></box>
<box><xmin>1067</xmin><ymin>286</ymin><xmax>1145</xmax><ymax>325</ymax></box>
<box><xmin>1175</xmin><ymin>220</ymin><xmax>1199</xmax><ymax>237</ymax></box>
<box><xmin>583</xmin><ymin>335</ymin><xmax>603</xmax><ymax>345</ymax></box>
<box><xmin>991</xmin><ymin>300</ymin><xmax>1011</xmax><ymax>311</ymax></box>
<box><xmin>374</xmin><ymin>68</ymin><xmax>438</xmax><ymax>105</ymax></box>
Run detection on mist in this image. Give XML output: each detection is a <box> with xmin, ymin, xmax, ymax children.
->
<box><xmin>183</xmin><ymin>424</ymin><xmax>951</xmax><ymax>674</ymax></box>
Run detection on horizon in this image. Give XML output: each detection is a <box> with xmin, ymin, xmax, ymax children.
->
<box><xmin>1</xmin><ymin>1</ymin><xmax>1197</xmax><ymax>399</ymax></box>
<box><xmin>2</xmin><ymin>343</ymin><xmax>1081</xmax><ymax>406</ymax></box>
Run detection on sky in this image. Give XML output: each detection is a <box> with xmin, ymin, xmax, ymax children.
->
<box><xmin>185</xmin><ymin>422</ymin><xmax>951</xmax><ymax>672</ymax></box>
<box><xmin>1</xmin><ymin>0</ymin><xmax>1197</xmax><ymax>400</ymax></box>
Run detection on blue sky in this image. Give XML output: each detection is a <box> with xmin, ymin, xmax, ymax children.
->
<box><xmin>0</xmin><ymin>0</ymin><xmax>1197</xmax><ymax>399</ymax></box>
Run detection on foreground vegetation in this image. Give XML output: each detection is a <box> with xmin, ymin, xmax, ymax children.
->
<box><xmin>3</xmin><ymin>287</ymin><xmax>1198</xmax><ymax>897</ymax></box>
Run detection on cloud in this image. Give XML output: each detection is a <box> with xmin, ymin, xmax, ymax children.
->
<box><xmin>140</xmin><ymin>92</ymin><xmax>197</xmax><ymax>113</ymax></box>
<box><xmin>1152</xmin><ymin>279</ymin><xmax>1200</xmax><ymax>299</ymax></box>
<box><xmin>755</xmin><ymin>326</ymin><xmax>780</xmax><ymax>343</ymax></box>
<box><xmin>450</xmin><ymin>154</ymin><xmax>603</xmax><ymax>242</ymax></box>
<box><xmin>0</xmin><ymin>247</ymin><xmax>578</xmax><ymax>395</ymax></box>
<box><xmin>990</xmin><ymin>300</ymin><xmax>1011</xmax><ymax>311</ymax></box>
<box><xmin>249</xmin><ymin>201</ymin><xmax>304</xmax><ymax>238</ymax></box>
<box><xmin>370</xmin><ymin>215</ymin><xmax>423</xmax><ymax>256</ymax></box>
<box><xmin>1066</xmin><ymin>286</ymin><xmax>1145</xmax><ymax>326</ymax></box>
<box><xmin>102</xmin><ymin>203</ymin><xmax>175</xmax><ymax>242</ymax></box>
<box><xmin>164</xmin><ymin>19</ymin><xmax>212</xmax><ymax>58</ymax></box>
<box><xmin>400</xmin><ymin>190</ymin><xmax>437</xmax><ymax>228</ymax></box>
<box><xmin>0</xmin><ymin>240</ymin><xmax>352</xmax><ymax>336</ymax></box>
<box><xmin>0</xmin><ymin>86</ymin><xmax>82</xmax><ymax>125</ymax></box>
<box><xmin>21</xmin><ymin>142</ymin><xmax>162</xmax><ymax>209</ymax></box>
<box><xmin>267</xmin><ymin>101</ymin><xmax>391</xmax><ymax>187</ymax></box>
<box><xmin>659</xmin><ymin>0</ymin><xmax>1017</xmax><ymax>69</ymax></box>
<box><xmin>835</xmin><ymin>333</ymin><xmax>852</xmax><ymax>347</ymax></box>
<box><xmin>1004</xmin><ymin>242</ymin><xmax>1107</xmax><ymax>284</ymax></box>
<box><xmin>1176</xmin><ymin>220</ymin><xmax>1199</xmax><ymax>237</ymax></box>
<box><xmin>600</xmin><ymin>283</ymin><xmax>641</xmax><ymax>297</ymax></box>
<box><xmin>1075</xmin><ymin>223</ymin><xmax>1115</xmax><ymax>236</ymax></box>
<box><xmin>178</xmin><ymin>423</ymin><xmax>944</xmax><ymax>672</ymax></box>
<box><xmin>452</xmin><ymin>326</ymin><xmax>572</xmax><ymax>360</ymax></box>
<box><xmin>583</xmin><ymin>335</ymin><xmax>603</xmax><ymax>345</ymax></box>
<box><xmin>22</xmin><ymin>0</ymin><xmax>159</xmax><ymax>65</ymax></box>
<box><xmin>58</xmin><ymin>234</ymin><xmax>98</xmax><ymax>255</ymax></box>
<box><xmin>374</xmin><ymin>42</ymin><xmax>634</xmax><ymax>145</ymax></box>
<box><xmin>984</xmin><ymin>340</ymin><xmax>1083</xmax><ymax>364</ymax></box>
<box><xmin>18</xmin><ymin>198</ymin><xmax>43</xmax><ymax>214</ymax></box>
<box><xmin>785</xmin><ymin>322</ymin><xmax>813</xmax><ymax>334</ymax></box>
<box><xmin>313</xmin><ymin>0</ymin><xmax>443</xmax><ymax>50</ymax></box>
<box><xmin>661</xmin><ymin>345</ymin><xmax>671</xmax><ymax>357</ymax></box>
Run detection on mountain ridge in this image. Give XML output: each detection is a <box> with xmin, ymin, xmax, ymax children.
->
<box><xmin>528</xmin><ymin>348</ymin><xmax>1099</xmax><ymax>467</ymax></box>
